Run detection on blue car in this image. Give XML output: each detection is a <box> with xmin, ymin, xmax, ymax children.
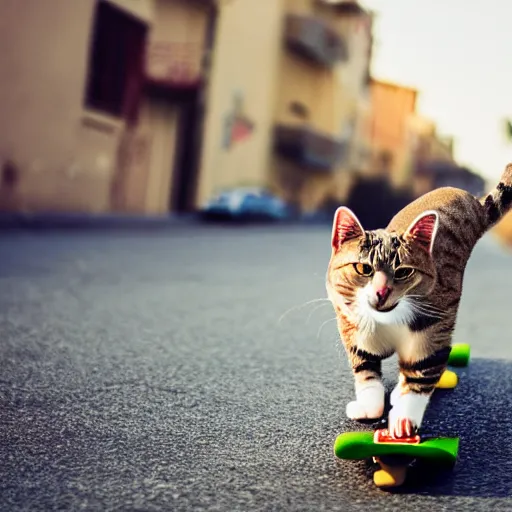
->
<box><xmin>200</xmin><ymin>187</ymin><xmax>293</xmax><ymax>221</ymax></box>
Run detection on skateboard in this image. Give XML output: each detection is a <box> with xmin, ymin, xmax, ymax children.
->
<box><xmin>333</xmin><ymin>343</ymin><xmax>470</xmax><ymax>489</ymax></box>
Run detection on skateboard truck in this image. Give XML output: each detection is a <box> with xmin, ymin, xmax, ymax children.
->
<box><xmin>371</xmin><ymin>429</ymin><xmax>422</xmax><ymax>487</ymax></box>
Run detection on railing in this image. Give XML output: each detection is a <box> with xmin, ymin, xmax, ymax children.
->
<box><xmin>285</xmin><ymin>14</ymin><xmax>347</xmax><ymax>67</ymax></box>
<box><xmin>145</xmin><ymin>42</ymin><xmax>204</xmax><ymax>89</ymax></box>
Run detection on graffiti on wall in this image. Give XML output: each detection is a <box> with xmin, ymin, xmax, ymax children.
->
<box><xmin>222</xmin><ymin>91</ymin><xmax>255</xmax><ymax>151</ymax></box>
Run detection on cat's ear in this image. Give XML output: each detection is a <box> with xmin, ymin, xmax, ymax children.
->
<box><xmin>404</xmin><ymin>210</ymin><xmax>439</xmax><ymax>254</ymax></box>
<box><xmin>331</xmin><ymin>207</ymin><xmax>364</xmax><ymax>251</ymax></box>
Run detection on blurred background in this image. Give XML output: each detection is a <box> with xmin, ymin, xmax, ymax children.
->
<box><xmin>1</xmin><ymin>0</ymin><xmax>511</xmax><ymax>236</ymax></box>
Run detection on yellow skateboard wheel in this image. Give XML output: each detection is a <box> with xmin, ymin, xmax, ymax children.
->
<box><xmin>373</xmin><ymin>463</ymin><xmax>407</xmax><ymax>488</ymax></box>
<box><xmin>436</xmin><ymin>369</ymin><xmax>458</xmax><ymax>389</ymax></box>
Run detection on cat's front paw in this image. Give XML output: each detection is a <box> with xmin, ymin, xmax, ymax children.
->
<box><xmin>388</xmin><ymin>392</ymin><xmax>430</xmax><ymax>438</ymax></box>
<box><xmin>388</xmin><ymin>416</ymin><xmax>416</xmax><ymax>438</ymax></box>
<box><xmin>346</xmin><ymin>381</ymin><xmax>385</xmax><ymax>420</ymax></box>
<box><xmin>346</xmin><ymin>400</ymin><xmax>384</xmax><ymax>420</ymax></box>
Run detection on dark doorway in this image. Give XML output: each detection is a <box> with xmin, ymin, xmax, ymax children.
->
<box><xmin>170</xmin><ymin>89</ymin><xmax>203</xmax><ymax>213</ymax></box>
<box><xmin>169</xmin><ymin>3</ymin><xmax>217</xmax><ymax>213</ymax></box>
<box><xmin>142</xmin><ymin>2</ymin><xmax>217</xmax><ymax>214</ymax></box>
<box><xmin>142</xmin><ymin>82</ymin><xmax>204</xmax><ymax>215</ymax></box>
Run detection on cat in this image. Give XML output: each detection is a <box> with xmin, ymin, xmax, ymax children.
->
<box><xmin>326</xmin><ymin>163</ymin><xmax>512</xmax><ymax>438</ymax></box>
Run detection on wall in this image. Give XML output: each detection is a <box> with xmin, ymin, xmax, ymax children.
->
<box><xmin>276</xmin><ymin>0</ymin><xmax>371</xmax><ymax>137</ymax></box>
<box><xmin>332</xmin><ymin>12</ymin><xmax>373</xmax><ymax>171</ymax></box>
<box><xmin>276</xmin><ymin>0</ymin><xmax>339</xmax><ymax>135</ymax></box>
<box><xmin>367</xmin><ymin>79</ymin><xmax>417</xmax><ymax>187</ymax></box>
<box><xmin>196</xmin><ymin>0</ymin><xmax>285</xmax><ymax>206</ymax></box>
<box><xmin>0</xmin><ymin>0</ymin><xmax>152</xmax><ymax>213</ymax></box>
<box><xmin>275</xmin><ymin>57</ymin><xmax>337</xmax><ymax>134</ymax></box>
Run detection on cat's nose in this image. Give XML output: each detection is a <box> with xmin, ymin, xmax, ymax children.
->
<box><xmin>376</xmin><ymin>287</ymin><xmax>391</xmax><ymax>307</ymax></box>
<box><xmin>372</xmin><ymin>271</ymin><xmax>392</xmax><ymax>307</ymax></box>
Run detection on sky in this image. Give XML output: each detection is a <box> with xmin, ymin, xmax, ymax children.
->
<box><xmin>362</xmin><ymin>0</ymin><xmax>512</xmax><ymax>182</ymax></box>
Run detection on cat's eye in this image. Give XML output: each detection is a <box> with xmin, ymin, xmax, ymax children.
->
<box><xmin>394</xmin><ymin>267</ymin><xmax>415</xmax><ymax>281</ymax></box>
<box><xmin>353</xmin><ymin>263</ymin><xmax>374</xmax><ymax>277</ymax></box>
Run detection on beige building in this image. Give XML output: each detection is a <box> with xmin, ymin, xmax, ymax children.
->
<box><xmin>268</xmin><ymin>0</ymin><xmax>374</xmax><ymax>212</ymax></box>
<box><xmin>363</xmin><ymin>78</ymin><xmax>419</xmax><ymax>188</ymax></box>
<box><xmin>199</xmin><ymin>0</ymin><xmax>374</xmax><ymax>213</ymax></box>
<box><xmin>0</xmin><ymin>0</ymin><xmax>372</xmax><ymax>216</ymax></box>
<box><xmin>405</xmin><ymin>115</ymin><xmax>486</xmax><ymax>199</ymax></box>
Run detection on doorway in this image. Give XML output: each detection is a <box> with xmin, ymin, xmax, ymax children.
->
<box><xmin>170</xmin><ymin>89</ymin><xmax>202</xmax><ymax>213</ymax></box>
<box><xmin>143</xmin><ymin>85</ymin><xmax>203</xmax><ymax>214</ymax></box>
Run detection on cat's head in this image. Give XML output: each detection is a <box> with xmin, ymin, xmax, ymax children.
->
<box><xmin>326</xmin><ymin>206</ymin><xmax>439</xmax><ymax>325</ymax></box>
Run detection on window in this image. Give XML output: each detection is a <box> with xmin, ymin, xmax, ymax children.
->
<box><xmin>84</xmin><ymin>0</ymin><xmax>148</xmax><ymax>122</ymax></box>
<box><xmin>289</xmin><ymin>101</ymin><xmax>310</xmax><ymax>121</ymax></box>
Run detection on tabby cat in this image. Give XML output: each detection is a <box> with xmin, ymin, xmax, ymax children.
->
<box><xmin>326</xmin><ymin>163</ymin><xmax>512</xmax><ymax>438</ymax></box>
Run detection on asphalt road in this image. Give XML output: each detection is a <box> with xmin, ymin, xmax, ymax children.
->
<box><xmin>1</xmin><ymin>223</ymin><xmax>512</xmax><ymax>511</ymax></box>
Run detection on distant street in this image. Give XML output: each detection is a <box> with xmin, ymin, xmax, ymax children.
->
<box><xmin>1</xmin><ymin>223</ymin><xmax>512</xmax><ymax>511</ymax></box>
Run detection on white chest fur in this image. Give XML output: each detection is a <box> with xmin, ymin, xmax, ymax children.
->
<box><xmin>356</xmin><ymin>322</ymin><xmax>430</xmax><ymax>361</ymax></box>
<box><xmin>356</xmin><ymin>323</ymin><xmax>409</xmax><ymax>354</ymax></box>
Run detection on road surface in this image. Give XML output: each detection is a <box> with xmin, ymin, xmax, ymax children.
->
<box><xmin>1</xmin><ymin>223</ymin><xmax>511</xmax><ymax>511</ymax></box>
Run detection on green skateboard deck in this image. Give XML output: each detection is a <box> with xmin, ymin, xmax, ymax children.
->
<box><xmin>334</xmin><ymin>431</ymin><xmax>459</xmax><ymax>466</ymax></box>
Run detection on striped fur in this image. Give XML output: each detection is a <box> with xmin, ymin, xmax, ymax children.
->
<box><xmin>327</xmin><ymin>163</ymin><xmax>512</xmax><ymax>437</ymax></box>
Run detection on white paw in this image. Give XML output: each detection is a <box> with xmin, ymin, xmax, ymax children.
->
<box><xmin>388</xmin><ymin>416</ymin><xmax>415</xmax><ymax>438</ymax></box>
<box><xmin>388</xmin><ymin>392</ymin><xmax>430</xmax><ymax>437</ymax></box>
<box><xmin>346</xmin><ymin>381</ymin><xmax>385</xmax><ymax>420</ymax></box>
<box><xmin>346</xmin><ymin>400</ymin><xmax>372</xmax><ymax>419</ymax></box>
<box><xmin>390</xmin><ymin>383</ymin><xmax>401</xmax><ymax>407</ymax></box>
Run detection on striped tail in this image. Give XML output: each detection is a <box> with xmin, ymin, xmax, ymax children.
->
<box><xmin>480</xmin><ymin>163</ymin><xmax>512</xmax><ymax>228</ymax></box>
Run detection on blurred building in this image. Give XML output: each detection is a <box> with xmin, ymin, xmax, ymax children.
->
<box><xmin>363</xmin><ymin>79</ymin><xmax>485</xmax><ymax>197</ymax></box>
<box><xmin>364</xmin><ymin>78</ymin><xmax>418</xmax><ymax>188</ymax></box>
<box><xmin>407</xmin><ymin>115</ymin><xmax>454</xmax><ymax>167</ymax></box>
<box><xmin>0</xmin><ymin>0</ymin><xmax>213</xmax><ymax>214</ymax></box>
<box><xmin>414</xmin><ymin>162</ymin><xmax>485</xmax><ymax>198</ymax></box>
<box><xmin>0</xmin><ymin>0</ymin><xmax>373</xmax><ymax>216</ymax></box>
<box><xmin>267</xmin><ymin>0</ymin><xmax>374</xmax><ymax>213</ymax></box>
<box><xmin>407</xmin><ymin>115</ymin><xmax>485</xmax><ymax>197</ymax></box>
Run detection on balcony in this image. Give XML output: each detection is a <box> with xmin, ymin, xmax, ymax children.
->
<box><xmin>274</xmin><ymin>124</ymin><xmax>347</xmax><ymax>171</ymax></box>
<box><xmin>316</xmin><ymin>0</ymin><xmax>367</xmax><ymax>15</ymax></box>
<box><xmin>145</xmin><ymin>42</ymin><xmax>204</xmax><ymax>91</ymax></box>
<box><xmin>284</xmin><ymin>14</ymin><xmax>347</xmax><ymax>67</ymax></box>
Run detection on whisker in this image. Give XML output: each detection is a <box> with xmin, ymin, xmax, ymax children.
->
<box><xmin>316</xmin><ymin>317</ymin><xmax>337</xmax><ymax>340</ymax></box>
<box><xmin>408</xmin><ymin>303</ymin><xmax>441</xmax><ymax>315</ymax></box>
<box><xmin>312</xmin><ymin>272</ymin><xmax>328</xmax><ymax>283</ymax></box>
<box><xmin>409</xmin><ymin>301</ymin><xmax>444</xmax><ymax>314</ymax></box>
<box><xmin>278</xmin><ymin>298</ymin><xmax>330</xmax><ymax>325</ymax></box>
<box><xmin>409</xmin><ymin>305</ymin><xmax>443</xmax><ymax>314</ymax></box>
<box><xmin>411</xmin><ymin>310</ymin><xmax>443</xmax><ymax>320</ymax></box>
<box><xmin>407</xmin><ymin>295</ymin><xmax>444</xmax><ymax>307</ymax></box>
<box><xmin>407</xmin><ymin>300</ymin><xmax>445</xmax><ymax>319</ymax></box>
<box><xmin>306</xmin><ymin>303</ymin><xmax>332</xmax><ymax>324</ymax></box>
<box><xmin>406</xmin><ymin>296</ymin><xmax>445</xmax><ymax>314</ymax></box>
<box><xmin>413</xmin><ymin>307</ymin><xmax>443</xmax><ymax>317</ymax></box>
